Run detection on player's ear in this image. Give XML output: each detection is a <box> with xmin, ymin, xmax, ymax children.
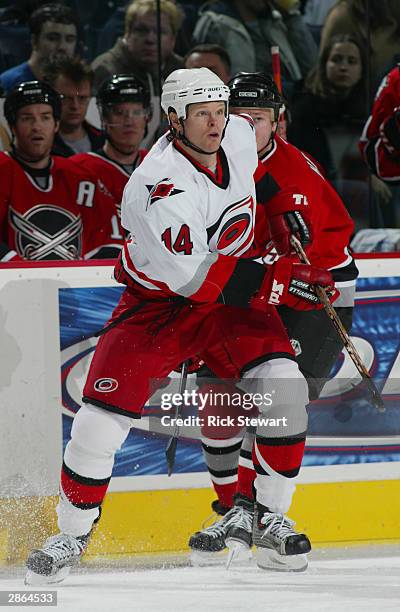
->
<box><xmin>168</xmin><ymin>110</ymin><xmax>182</xmax><ymax>134</ymax></box>
<box><xmin>54</xmin><ymin>119</ymin><xmax>60</xmax><ymax>134</ymax></box>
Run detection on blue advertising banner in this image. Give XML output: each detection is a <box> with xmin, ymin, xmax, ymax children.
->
<box><xmin>59</xmin><ymin>275</ymin><xmax>400</xmax><ymax>477</ymax></box>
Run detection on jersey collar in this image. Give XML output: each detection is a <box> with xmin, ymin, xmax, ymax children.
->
<box><xmin>173</xmin><ymin>140</ymin><xmax>230</xmax><ymax>190</ymax></box>
<box><xmin>259</xmin><ymin>139</ymin><xmax>277</xmax><ymax>164</ymax></box>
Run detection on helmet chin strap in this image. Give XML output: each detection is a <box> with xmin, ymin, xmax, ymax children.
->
<box><xmin>175</xmin><ymin>115</ymin><xmax>230</xmax><ymax>156</ymax></box>
<box><xmin>257</xmin><ymin>124</ymin><xmax>278</xmax><ymax>158</ymax></box>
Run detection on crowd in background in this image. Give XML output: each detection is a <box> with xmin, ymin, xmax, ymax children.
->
<box><xmin>1</xmin><ymin>0</ymin><xmax>400</xmax><ymax>260</ymax></box>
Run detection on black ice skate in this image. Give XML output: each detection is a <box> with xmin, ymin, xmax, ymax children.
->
<box><xmin>189</xmin><ymin>494</ymin><xmax>253</xmax><ymax>567</ymax></box>
<box><xmin>25</xmin><ymin>532</ymin><xmax>90</xmax><ymax>585</ymax></box>
<box><xmin>253</xmin><ymin>504</ymin><xmax>311</xmax><ymax>572</ymax></box>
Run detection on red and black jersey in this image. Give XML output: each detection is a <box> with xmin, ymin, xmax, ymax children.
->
<box><xmin>0</xmin><ymin>152</ymin><xmax>122</xmax><ymax>262</ymax></box>
<box><xmin>359</xmin><ymin>65</ymin><xmax>400</xmax><ymax>181</ymax></box>
<box><xmin>71</xmin><ymin>149</ymin><xmax>147</xmax><ymax>210</ymax></box>
<box><xmin>251</xmin><ymin>135</ymin><xmax>357</xmax><ymax>282</ymax></box>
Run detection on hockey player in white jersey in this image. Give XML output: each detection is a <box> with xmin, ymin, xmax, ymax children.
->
<box><xmin>25</xmin><ymin>68</ymin><xmax>336</xmax><ymax>583</ymax></box>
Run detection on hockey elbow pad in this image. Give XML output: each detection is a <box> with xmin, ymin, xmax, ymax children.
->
<box><xmin>251</xmin><ymin>256</ymin><xmax>338</xmax><ymax>311</ymax></box>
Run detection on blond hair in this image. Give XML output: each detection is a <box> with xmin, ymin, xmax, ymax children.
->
<box><xmin>125</xmin><ymin>0</ymin><xmax>184</xmax><ymax>36</ymax></box>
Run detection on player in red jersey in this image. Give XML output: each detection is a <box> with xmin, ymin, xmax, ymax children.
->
<box><xmin>359</xmin><ymin>65</ymin><xmax>400</xmax><ymax>182</ymax></box>
<box><xmin>25</xmin><ymin>68</ymin><xmax>339</xmax><ymax>583</ymax></box>
<box><xmin>72</xmin><ymin>74</ymin><xmax>151</xmax><ymax>228</ymax></box>
<box><xmin>0</xmin><ymin>81</ymin><xmax>121</xmax><ymax>262</ymax></box>
<box><xmin>189</xmin><ymin>72</ymin><xmax>359</xmax><ymax>563</ymax></box>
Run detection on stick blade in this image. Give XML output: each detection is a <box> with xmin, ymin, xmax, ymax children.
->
<box><xmin>371</xmin><ymin>388</ymin><xmax>386</xmax><ymax>413</ymax></box>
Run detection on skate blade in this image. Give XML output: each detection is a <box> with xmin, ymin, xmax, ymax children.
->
<box><xmin>190</xmin><ymin>547</ymin><xmax>252</xmax><ymax>568</ymax></box>
<box><xmin>256</xmin><ymin>548</ymin><xmax>308</xmax><ymax>572</ymax></box>
<box><xmin>225</xmin><ymin>538</ymin><xmax>252</xmax><ymax>570</ymax></box>
<box><xmin>25</xmin><ymin>566</ymin><xmax>71</xmax><ymax>586</ymax></box>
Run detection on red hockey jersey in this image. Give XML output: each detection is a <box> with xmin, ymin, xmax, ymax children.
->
<box><xmin>359</xmin><ymin>65</ymin><xmax>400</xmax><ymax>181</ymax></box>
<box><xmin>0</xmin><ymin>153</ymin><xmax>122</xmax><ymax>261</ymax></box>
<box><xmin>71</xmin><ymin>149</ymin><xmax>147</xmax><ymax>210</ymax></box>
<box><xmin>252</xmin><ymin>136</ymin><xmax>357</xmax><ymax>288</ymax></box>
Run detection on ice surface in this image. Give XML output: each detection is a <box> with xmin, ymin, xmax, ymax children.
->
<box><xmin>0</xmin><ymin>547</ymin><xmax>399</xmax><ymax>612</ymax></box>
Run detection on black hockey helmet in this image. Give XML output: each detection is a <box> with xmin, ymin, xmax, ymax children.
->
<box><xmin>4</xmin><ymin>80</ymin><xmax>62</xmax><ymax>126</ymax></box>
<box><xmin>96</xmin><ymin>74</ymin><xmax>151</xmax><ymax>115</ymax></box>
<box><xmin>228</xmin><ymin>72</ymin><xmax>283</xmax><ymax>122</ymax></box>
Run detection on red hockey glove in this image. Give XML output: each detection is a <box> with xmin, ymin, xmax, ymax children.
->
<box><xmin>267</xmin><ymin>210</ymin><xmax>312</xmax><ymax>256</ymax></box>
<box><xmin>251</xmin><ymin>256</ymin><xmax>338</xmax><ymax>311</ymax></box>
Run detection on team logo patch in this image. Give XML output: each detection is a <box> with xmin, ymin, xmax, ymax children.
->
<box><xmin>94</xmin><ymin>378</ymin><xmax>119</xmax><ymax>392</ymax></box>
<box><xmin>207</xmin><ymin>195</ymin><xmax>255</xmax><ymax>256</ymax></box>
<box><xmin>146</xmin><ymin>178</ymin><xmax>184</xmax><ymax>209</ymax></box>
<box><xmin>9</xmin><ymin>205</ymin><xmax>82</xmax><ymax>260</ymax></box>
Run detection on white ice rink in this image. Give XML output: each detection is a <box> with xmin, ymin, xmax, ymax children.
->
<box><xmin>1</xmin><ymin>547</ymin><xmax>399</xmax><ymax>612</ymax></box>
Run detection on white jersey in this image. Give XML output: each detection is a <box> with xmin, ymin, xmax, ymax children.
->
<box><xmin>119</xmin><ymin>114</ymin><xmax>260</xmax><ymax>303</ymax></box>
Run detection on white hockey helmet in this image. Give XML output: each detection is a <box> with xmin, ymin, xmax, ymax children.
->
<box><xmin>161</xmin><ymin>68</ymin><xmax>230</xmax><ymax>120</ymax></box>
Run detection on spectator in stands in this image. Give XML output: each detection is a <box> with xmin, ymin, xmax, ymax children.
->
<box><xmin>64</xmin><ymin>0</ymin><xmax>126</xmax><ymax>62</ymax></box>
<box><xmin>0</xmin><ymin>124</ymin><xmax>10</xmax><ymax>152</ymax></box>
<box><xmin>91</xmin><ymin>0</ymin><xmax>184</xmax><ymax>95</ymax></box>
<box><xmin>44</xmin><ymin>56</ymin><xmax>103</xmax><ymax>156</ymax></box>
<box><xmin>0</xmin><ymin>81</ymin><xmax>122</xmax><ymax>262</ymax></box>
<box><xmin>72</xmin><ymin>74</ymin><xmax>150</xmax><ymax>212</ymax></box>
<box><xmin>359</xmin><ymin>65</ymin><xmax>400</xmax><ymax>227</ymax></box>
<box><xmin>0</xmin><ymin>3</ymin><xmax>79</xmax><ymax>94</ymax></box>
<box><xmin>192</xmin><ymin>0</ymin><xmax>317</xmax><ymax>99</ymax></box>
<box><xmin>287</xmin><ymin>34</ymin><xmax>388</xmax><ymax>228</ymax></box>
<box><xmin>184</xmin><ymin>43</ymin><xmax>231</xmax><ymax>83</ymax></box>
<box><xmin>303</xmin><ymin>0</ymin><xmax>337</xmax><ymax>45</ymax></box>
<box><xmin>0</xmin><ymin>82</ymin><xmax>10</xmax><ymax>151</ymax></box>
<box><xmin>320</xmin><ymin>0</ymin><xmax>400</xmax><ymax>94</ymax></box>
<box><xmin>289</xmin><ymin>35</ymin><xmax>367</xmax><ymax>178</ymax></box>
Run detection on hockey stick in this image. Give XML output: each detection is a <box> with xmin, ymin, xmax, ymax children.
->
<box><xmin>165</xmin><ymin>359</ymin><xmax>189</xmax><ymax>476</ymax></box>
<box><xmin>290</xmin><ymin>236</ymin><xmax>385</xmax><ymax>413</ymax></box>
<box><xmin>271</xmin><ymin>45</ymin><xmax>288</xmax><ymax>141</ymax></box>
<box><xmin>271</xmin><ymin>46</ymin><xmax>282</xmax><ymax>94</ymax></box>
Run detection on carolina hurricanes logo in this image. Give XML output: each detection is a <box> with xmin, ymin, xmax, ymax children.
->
<box><xmin>146</xmin><ymin>178</ymin><xmax>184</xmax><ymax>209</ymax></box>
<box><xmin>207</xmin><ymin>195</ymin><xmax>255</xmax><ymax>256</ymax></box>
<box><xmin>94</xmin><ymin>378</ymin><xmax>119</xmax><ymax>393</ymax></box>
<box><xmin>9</xmin><ymin>205</ymin><xmax>82</xmax><ymax>260</ymax></box>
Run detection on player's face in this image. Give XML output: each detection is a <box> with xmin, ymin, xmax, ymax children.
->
<box><xmin>125</xmin><ymin>13</ymin><xmax>176</xmax><ymax>68</ymax></box>
<box><xmin>33</xmin><ymin>21</ymin><xmax>77</xmax><ymax>63</ymax></box>
<box><xmin>105</xmin><ymin>102</ymin><xmax>148</xmax><ymax>153</ymax></box>
<box><xmin>326</xmin><ymin>41</ymin><xmax>362</xmax><ymax>90</ymax></box>
<box><xmin>13</xmin><ymin>104</ymin><xmax>58</xmax><ymax>161</ymax></box>
<box><xmin>54</xmin><ymin>75</ymin><xmax>91</xmax><ymax>129</ymax></box>
<box><xmin>231</xmin><ymin>107</ymin><xmax>276</xmax><ymax>153</ymax></box>
<box><xmin>185</xmin><ymin>52</ymin><xmax>230</xmax><ymax>84</ymax></box>
<box><xmin>183</xmin><ymin>102</ymin><xmax>226</xmax><ymax>152</ymax></box>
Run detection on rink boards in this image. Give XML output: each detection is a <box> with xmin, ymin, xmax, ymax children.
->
<box><xmin>0</xmin><ymin>255</ymin><xmax>399</xmax><ymax>562</ymax></box>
